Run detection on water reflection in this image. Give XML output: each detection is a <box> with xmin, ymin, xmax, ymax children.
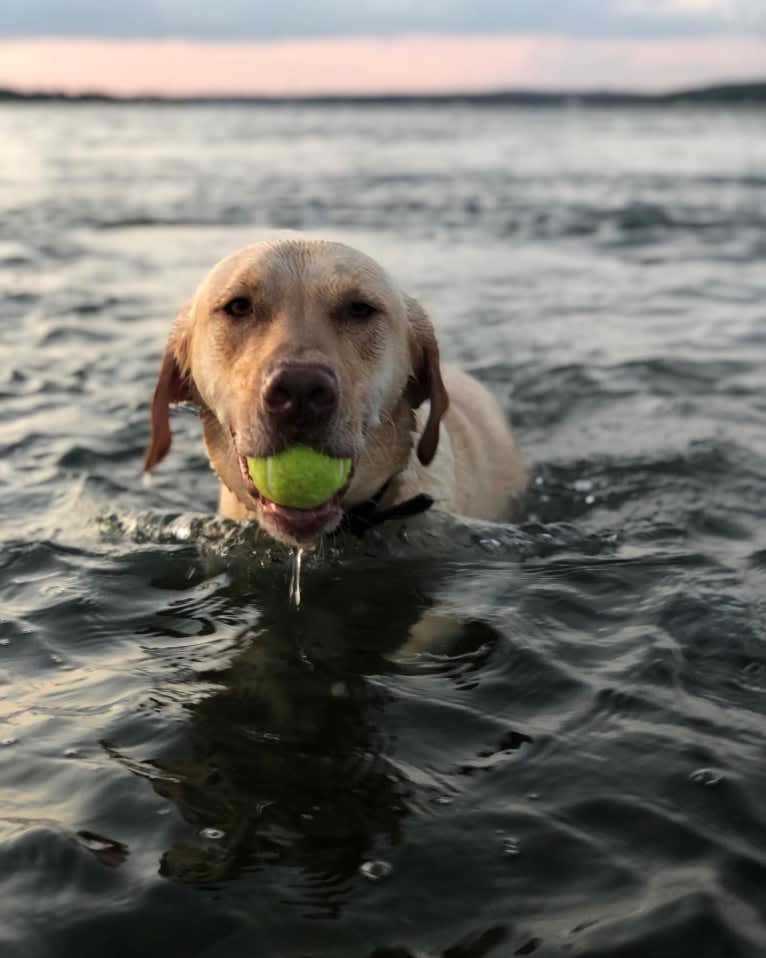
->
<box><xmin>130</xmin><ymin>557</ymin><xmax>496</xmax><ymax>902</ymax></box>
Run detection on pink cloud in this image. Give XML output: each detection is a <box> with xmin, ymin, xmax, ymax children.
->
<box><xmin>0</xmin><ymin>35</ymin><xmax>763</xmax><ymax>96</ymax></box>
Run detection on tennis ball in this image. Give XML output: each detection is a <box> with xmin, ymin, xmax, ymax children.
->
<box><xmin>246</xmin><ymin>446</ymin><xmax>352</xmax><ymax>509</ymax></box>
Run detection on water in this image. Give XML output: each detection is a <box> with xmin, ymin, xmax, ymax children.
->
<box><xmin>290</xmin><ymin>548</ymin><xmax>304</xmax><ymax>608</ymax></box>
<box><xmin>1</xmin><ymin>100</ymin><xmax>766</xmax><ymax>957</ymax></box>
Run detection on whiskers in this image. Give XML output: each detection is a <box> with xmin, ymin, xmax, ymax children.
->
<box><xmin>362</xmin><ymin>409</ymin><xmax>396</xmax><ymax>439</ymax></box>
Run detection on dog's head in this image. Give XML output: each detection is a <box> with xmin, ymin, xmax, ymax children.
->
<box><xmin>143</xmin><ymin>239</ymin><xmax>448</xmax><ymax>547</ymax></box>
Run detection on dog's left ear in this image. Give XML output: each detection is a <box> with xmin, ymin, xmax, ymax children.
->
<box><xmin>405</xmin><ymin>295</ymin><xmax>449</xmax><ymax>465</ymax></box>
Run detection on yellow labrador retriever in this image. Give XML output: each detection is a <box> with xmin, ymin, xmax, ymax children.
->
<box><xmin>143</xmin><ymin>239</ymin><xmax>527</xmax><ymax>547</ymax></box>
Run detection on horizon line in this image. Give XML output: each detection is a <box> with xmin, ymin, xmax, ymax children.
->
<box><xmin>2</xmin><ymin>77</ymin><xmax>765</xmax><ymax>103</ymax></box>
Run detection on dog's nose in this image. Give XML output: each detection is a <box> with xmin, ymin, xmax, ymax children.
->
<box><xmin>261</xmin><ymin>363</ymin><xmax>339</xmax><ymax>427</ymax></box>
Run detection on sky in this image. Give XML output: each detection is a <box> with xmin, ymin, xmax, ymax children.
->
<box><xmin>0</xmin><ymin>0</ymin><xmax>764</xmax><ymax>95</ymax></box>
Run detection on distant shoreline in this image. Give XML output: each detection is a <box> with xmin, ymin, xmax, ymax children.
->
<box><xmin>1</xmin><ymin>80</ymin><xmax>764</xmax><ymax>106</ymax></box>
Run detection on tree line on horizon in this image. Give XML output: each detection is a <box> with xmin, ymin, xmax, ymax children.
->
<box><xmin>0</xmin><ymin>80</ymin><xmax>764</xmax><ymax>105</ymax></box>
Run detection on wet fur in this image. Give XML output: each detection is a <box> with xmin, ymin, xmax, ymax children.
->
<box><xmin>144</xmin><ymin>239</ymin><xmax>527</xmax><ymax>545</ymax></box>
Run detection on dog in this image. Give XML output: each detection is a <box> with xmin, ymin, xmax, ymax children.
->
<box><xmin>143</xmin><ymin>239</ymin><xmax>527</xmax><ymax>547</ymax></box>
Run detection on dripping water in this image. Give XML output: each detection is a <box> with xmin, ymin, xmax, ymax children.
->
<box><xmin>289</xmin><ymin>547</ymin><xmax>304</xmax><ymax>607</ymax></box>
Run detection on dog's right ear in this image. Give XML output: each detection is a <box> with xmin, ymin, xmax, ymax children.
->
<box><xmin>143</xmin><ymin>306</ymin><xmax>195</xmax><ymax>474</ymax></box>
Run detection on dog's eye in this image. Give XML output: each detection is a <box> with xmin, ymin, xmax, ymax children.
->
<box><xmin>222</xmin><ymin>296</ymin><xmax>252</xmax><ymax>318</ymax></box>
<box><xmin>346</xmin><ymin>301</ymin><xmax>377</xmax><ymax>320</ymax></box>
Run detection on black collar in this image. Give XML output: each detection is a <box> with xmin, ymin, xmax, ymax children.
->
<box><xmin>341</xmin><ymin>478</ymin><xmax>434</xmax><ymax>537</ymax></box>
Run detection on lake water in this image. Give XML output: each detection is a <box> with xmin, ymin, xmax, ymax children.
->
<box><xmin>2</xmin><ymin>101</ymin><xmax>766</xmax><ymax>957</ymax></box>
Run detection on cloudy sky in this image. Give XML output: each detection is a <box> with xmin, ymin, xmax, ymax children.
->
<box><xmin>0</xmin><ymin>0</ymin><xmax>764</xmax><ymax>95</ymax></box>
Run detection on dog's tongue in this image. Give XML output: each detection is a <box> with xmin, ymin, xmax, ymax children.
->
<box><xmin>260</xmin><ymin>494</ymin><xmax>343</xmax><ymax>540</ymax></box>
<box><xmin>259</xmin><ymin>496</ymin><xmax>338</xmax><ymax>517</ymax></box>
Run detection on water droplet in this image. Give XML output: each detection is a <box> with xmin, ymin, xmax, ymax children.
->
<box><xmin>360</xmin><ymin>859</ymin><xmax>392</xmax><ymax>881</ymax></box>
<box><xmin>0</xmin><ymin>638</ymin><xmax>10</xmax><ymax>647</ymax></box>
<box><xmin>174</xmin><ymin>524</ymin><xmax>191</xmax><ymax>541</ymax></box>
<box><xmin>64</xmin><ymin>747</ymin><xmax>79</xmax><ymax>758</ymax></box>
<box><xmin>200</xmin><ymin>827</ymin><xmax>225</xmax><ymax>840</ymax></box>
<box><xmin>50</xmin><ymin>654</ymin><xmax>64</xmax><ymax>665</ymax></box>
<box><xmin>690</xmin><ymin>768</ymin><xmax>723</xmax><ymax>787</ymax></box>
<box><xmin>435</xmin><ymin>796</ymin><xmax>453</xmax><ymax>805</ymax></box>
<box><xmin>289</xmin><ymin>548</ymin><xmax>304</xmax><ymax>607</ymax></box>
<box><xmin>79</xmin><ymin>834</ymin><xmax>114</xmax><ymax>852</ymax></box>
<box><xmin>479</xmin><ymin>538</ymin><xmax>501</xmax><ymax>551</ymax></box>
<box><xmin>503</xmin><ymin>837</ymin><xmax>521</xmax><ymax>857</ymax></box>
<box><xmin>1</xmin><ymin>737</ymin><xmax>17</xmax><ymax>747</ymax></box>
<box><xmin>535</xmin><ymin>475</ymin><xmax>545</xmax><ymax>486</ymax></box>
<box><xmin>585</xmin><ymin>495</ymin><xmax>595</xmax><ymax>505</ymax></box>
<box><xmin>574</xmin><ymin>479</ymin><xmax>593</xmax><ymax>493</ymax></box>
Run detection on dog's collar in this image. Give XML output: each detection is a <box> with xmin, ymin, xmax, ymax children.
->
<box><xmin>341</xmin><ymin>478</ymin><xmax>434</xmax><ymax>537</ymax></box>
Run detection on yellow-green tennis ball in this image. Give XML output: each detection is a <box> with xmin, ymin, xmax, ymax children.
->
<box><xmin>246</xmin><ymin>446</ymin><xmax>352</xmax><ymax>509</ymax></box>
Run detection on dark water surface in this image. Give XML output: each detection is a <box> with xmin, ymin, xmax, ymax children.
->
<box><xmin>2</xmin><ymin>102</ymin><xmax>766</xmax><ymax>957</ymax></box>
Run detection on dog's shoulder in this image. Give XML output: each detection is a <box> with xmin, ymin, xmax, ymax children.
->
<box><xmin>396</xmin><ymin>364</ymin><xmax>527</xmax><ymax>520</ymax></box>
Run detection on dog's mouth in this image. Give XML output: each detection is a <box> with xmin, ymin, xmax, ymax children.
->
<box><xmin>237</xmin><ymin>454</ymin><xmax>352</xmax><ymax>545</ymax></box>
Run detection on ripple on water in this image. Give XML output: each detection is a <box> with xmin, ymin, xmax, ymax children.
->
<box><xmin>2</xmin><ymin>102</ymin><xmax>766</xmax><ymax>957</ymax></box>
